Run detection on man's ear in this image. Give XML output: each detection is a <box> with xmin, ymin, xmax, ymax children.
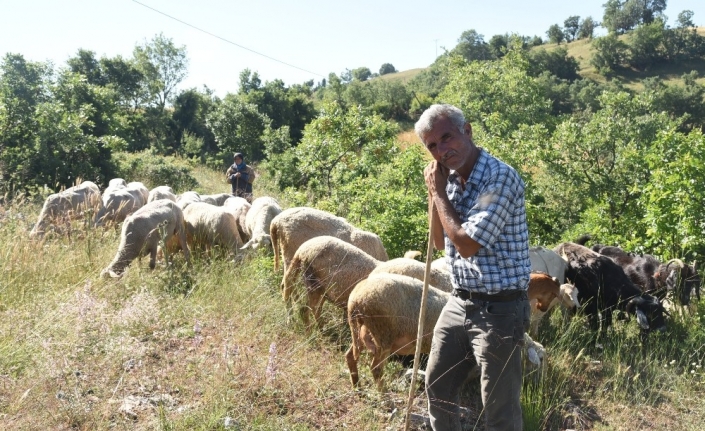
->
<box><xmin>464</xmin><ymin>122</ymin><xmax>473</xmax><ymax>140</ymax></box>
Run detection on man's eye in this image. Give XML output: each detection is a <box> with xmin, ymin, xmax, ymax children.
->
<box><xmin>427</xmin><ymin>143</ymin><xmax>437</xmax><ymax>150</ymax></box>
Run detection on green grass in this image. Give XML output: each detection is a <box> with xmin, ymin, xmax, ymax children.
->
<box><xmin>1</xmin><ymin>158</ymin><xmax>704</xmax><ymax>430</ymax></box>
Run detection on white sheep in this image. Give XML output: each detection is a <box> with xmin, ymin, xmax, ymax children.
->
<box><xmin>94</xmin><ymin>184</ymin><xmax>146</xmax><ymax>227</ymax></box>
<box><xmin>100</xmin><ymin>199</ymin><xmax>190</xmax><ymax>278</ymax></box>
<box><xmin>270</xmin><ymin>206</ymin><xmax>389</xmax><ymax>274</ymax></box>
<box><xmin>107</xmin><ymin>178</ymin><xmax>127</xmax><ymax>190</ymax></box>
<box><xmin>200</xmin><ymin>193</ymin><xmax>232</xmax><ymax>206</ymax></box>
<box><xmin>369</xmin><ymin>257</ymin><xmax>453</xmax><ymax>292</ymax></box>
<box><xmin>126</xmin><ymin>181</ymin><xmax>149</xmax><ymax>204</ymax></box>
<box><xmin>529</xmin><ymin>247</ymin><xmax>580</xmax><ymax>332</ymax></box>
<box><xmin>345</xmin><ymin>273</ymin><xmax>544</xmax><ymax>390</ymax></box>
<box><xmin>178</xmin><ymin>202</ymin><xmax>242</xmax><ymax>256</ymax></box>
<box><xmin>240</xmin><ymin>196</ymin><xmax>282</xmax><ymax>251</ymax></box>
<box><xmin>222</xmin><ymin>196</ymin><xmax>251</xmax><ymax>243</ymax></box>
<box><xmin>345</xmin><ymin>273</ymin><xmax>450</xmax><ymax>390</ymax></box>
<box><xmin>148</xmin><ymin>186</ymin><xmax>176</xmax><ymax>203</ymax></box>
<box><xmin>30</xmin><ymin>181</ymin><xmax>101</xmax><ymax>238</ymax></box>
<box><xmin>284</xmin><ymin>240</ymin><xmax>453</xmax><ymax>332</ymax></box>
<box><xmin>176</xmin><ymin>191</ymin><xmax>202</xmax><ymax>210</ymax></box>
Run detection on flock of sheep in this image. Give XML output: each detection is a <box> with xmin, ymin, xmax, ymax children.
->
<box><xmin>30</xmin><ymin>179</ymin><xmax>589</xmax><ymax>391</ymax></box>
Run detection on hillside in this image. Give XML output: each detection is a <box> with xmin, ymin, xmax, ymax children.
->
<box><xmin>1</xmin><ymin>161</ymin><xmax>704</xmax><ymax>430</ymax></box>
<box><xmin>379</xmin><ymin>27</ymin><xmax>705</xmax><ymax>91</ymax></box>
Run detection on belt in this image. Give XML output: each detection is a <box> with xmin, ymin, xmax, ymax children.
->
<box><xmin>452</xmin><ymin>289</ymin><xmax>524</xmax><ymax>302</ymax></box>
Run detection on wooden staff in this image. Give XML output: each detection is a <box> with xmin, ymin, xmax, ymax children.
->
<box><xmin>404</xmin><ymin>202</ymin><xmax>436</xmax><ymax>430</ymax></box>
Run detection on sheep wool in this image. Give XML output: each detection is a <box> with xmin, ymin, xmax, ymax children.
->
<box><xmin>101</xmin><ymin>199</ymin><xmax>190</xmax><ymax>278</ymax></box>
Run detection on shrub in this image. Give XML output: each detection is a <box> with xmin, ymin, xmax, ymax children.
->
<box><xmin>113</xmin><ymin>151</ymin><xmax>198</xmax><ymax>192</ymax></box>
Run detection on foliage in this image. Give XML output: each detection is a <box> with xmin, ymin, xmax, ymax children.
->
<box><xmin>291</xmin><ymin>102</ymin><xmax>397</xmax><ymax>200</ymax></box>
<box><xmin>132</xmin><ymin>33</ymin><xmax>188</xmax><ymax>111</ymax></box>
<box><xmin>642</xmin><ymin>128</ymin><xmax>705</xmax><ymax>258</ymax></box>
<box><xmin>112</xmin><ymin>151</ymin><xmax>198</xmax><ymax>192</ymax></box>
<box><xmin>590</xmin><ymin>33</ymin><xmax>629</xmax><ymax>73</ymax></box>
<box><xmin>526</xmin><ymin>47</ymin><xmax>580</xmax><ymax>81</ymax></box>
<box><xmin>452</xmin><ymin>29</ymin><xmax>494</xmax><ymax>61</ymax></box>
<box><xmin>206</xmin><ymin>94</ymin><xmax>272</xmax><ymax>165</ymax></box>
<box><xmin>546</xmin><ymin>24</ymin><xmax>565</xmax><ymax>44</ymax></box>
<box><xmin>352</xmin><ymin>67</ymin><xmax>372</xmax><ymax>82</ymax></box>
<box><xmin>378</xmin><ymin>63</ymin><xmax>396</xmax><ymax>75</ymax></box>
<box><xmin>564</xmin><ymin>16</ymin><xmax>581</xmax><ymax>42</ymax></box>
<box><xmin>439</xmin><ymin>48</ymin><xmax>553</xmax><ymax>141</ymax></box>
<box><xmin>577</xmin><ymin>16</ymin><xmax>598</xmax><ymax>40</ymax></box>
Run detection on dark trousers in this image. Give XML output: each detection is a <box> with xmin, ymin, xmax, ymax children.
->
<box><xmin>425</xmin><ymin>294</ymin><xmax>530</xmax><ymax>431</ymax></box>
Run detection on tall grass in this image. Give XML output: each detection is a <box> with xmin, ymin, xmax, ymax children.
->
<box><xmin>1</xmin><ymin>161</ymin><xmax>704</xmax><ymax>430</ymax></box>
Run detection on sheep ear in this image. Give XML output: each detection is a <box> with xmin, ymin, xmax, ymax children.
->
<box><xmin>636</xmin><ymin>309</ymin><xmax>649</xmax><ymax>330</ymax></box>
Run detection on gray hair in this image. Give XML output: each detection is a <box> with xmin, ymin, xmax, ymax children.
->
<box><xmin>414</xmin><ymin>104</ymin><xmax>466</xmax><ymax>143</ymax></box>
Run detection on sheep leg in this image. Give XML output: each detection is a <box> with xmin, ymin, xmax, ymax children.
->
<box><xmin>307</xmin><ymin>289</ymin><xmax>326</xmax><ymax>332</ymax></box>
<box><xmin>345</xmin><ymin>344</ymin><xmax>360</xmax><ymax>387</ymax></box>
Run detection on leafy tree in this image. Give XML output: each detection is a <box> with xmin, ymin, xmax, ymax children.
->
<box><xmin>171</xmin><ymin>87</ymin><xmax>217</xmax><ymax>157</ymax></box>
<box><xmin>564</xmin><ymin>16</ymin><xmax>581</xmax><ymax>42</ymax></box>
<box><xmin>526</xmin><ymin>47</ymin><xmax>580</xmax><ymax>81</ymax></box>
<box><xmin>489</xmin><ymin>34</ymin><xmax>509</xmax><ymax>58</ymax></box>
<box><xmin>591</xmin><ymin>34</ymin><xmax>629</xmax><ymax>73</ymax></box>
<box><xmin>99</xmin><ymin>55</ymin><xmax>144</xmax><ymax>110</ymax></box>
<box><xmin>379</xmin><ymin>63</ymin><xmax>396</xmax><ymax>75</ymax></box>
<box><xmin>577</xmin><ymin>16</ymin><xmax>598</xmax><ymax>40</ymax></box>
<box><xmin>293</xmin><ymin>102</ymin><xmax>397</xmax><ymax>199</ymax></box>
<box><xmin>53</xmin><ymin>69</ymin><xmax>119</xmax><ymax>137</ymax></box>
<box><xmin>133</xmin><ymin>33</ymin><xmax>188</xmax><ymax>111</ymax></box>
<box><xmin>676</xmin><ymin>10</ymin><xmax>695</xmax><ymax>28</ymax></box>
<box><xmin>439</xmin><ymin>47</ymin><xmax>553</xmax><ymax>144</ymax></box>
<box><xmin>642</xmin><ymin>128</ymin><xmax>705</xmax><ymax>258</ymax></box>
<box><xmin>453</xmin><ymin>29</ymin><xmax>494</xmax><ymax>61</ymax></box>
<box><xmin>352</xmin><ymin>67</ymin><xmax>372</xmax><ymax>82</ymax></box>
<box><xmin>643</xmin><ymin>72</ymin><xmax>705</xmax><ymax>132</ymax></box>
<box><xmin>206</xmin><ymin>95</ymin><xmax>271</xmax><ymax>165</ymax></box>
<box><xmin>627</xmin><ymin>20</ymin><xmax>666</xmax><ymax>70</ymax></box>
<box><xmin>546</xmin><ymin>24</ymin><xmax>565</xmax><ymax>44</ymax></box>
<box><xmin>67</xmin><ymin>49</ymin><xmax>106</xmax><ymax>86</ymax></box>
<box><xmin>529</xmin><ymin>36</ymin><xmax>544</xmax><ymax>46</ymax></box>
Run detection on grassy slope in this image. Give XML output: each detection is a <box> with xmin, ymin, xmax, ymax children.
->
<box><xmin>379</xmin><ymin>27</ymin><xmax>705</xmax><ymax>91</ymax></box>
<box><xmin>1</xmin><ymin>162</ymin><xmax>704</xmax><ymax>430</ymax></box>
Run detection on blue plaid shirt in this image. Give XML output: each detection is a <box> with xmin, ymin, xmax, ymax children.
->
<box><xmin>444</xmin><ymin>148</ymin><xmax>530</xmax><ymax>294</ymax></box>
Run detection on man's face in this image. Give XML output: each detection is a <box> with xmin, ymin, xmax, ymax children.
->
<box><xmin>234</xmin><ymin>157</ymin><xmax>243</xmax><ymax>164</ymax></box>
<box><xmin>420</xmin><ymin>116</ymin><xmax>473</xmax><ymax>172</ymax></box>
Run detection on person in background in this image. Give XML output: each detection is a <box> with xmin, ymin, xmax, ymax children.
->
<box><xmin>416</xmin><ymin>104</ymin><xmax>531</xmax><ymax>431</ymax></box>
<box><xmin>226</xmin><ymin>152</ymin><xmax>253</xmax><ymax>201</ymax></box>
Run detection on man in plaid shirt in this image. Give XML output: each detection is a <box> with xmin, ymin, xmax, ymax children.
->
<box><xmin>415</xmin><ymin>104</ymin><xmax>531</xmax><ymax>431</ymax></box>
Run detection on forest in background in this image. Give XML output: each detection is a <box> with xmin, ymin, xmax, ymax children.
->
<box><xmin>2</xmin><ymin>0</ymin><xmax>705</xmax><ymax>259</ymax></box>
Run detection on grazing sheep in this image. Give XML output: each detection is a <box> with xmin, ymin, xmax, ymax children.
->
<box><xmin>345</xmin><ymin>273</ymin><xmax>543</xmax><ymax>390</ymax></box>
<box><xmin>127</xmin><ymin>182</ymin><xmax>149</xmax><ymax>204</ymax></box>
<box><xmin>30</xmin><ymin>181</ymin><xmax>101</xmax><ymax>238</ymax></box>
<box><xmin>100</xmin><ymin>199</ymin><xmax>190</xmax><ymax>278</ymax></box>
<box><xmin>94</xmin><ymin>184</ymin><xmax>146</xmax><ymax>227</ymax></box>
<box><xmin>370</xmin><ymin>257</ymin><xmax>453</xmax><ymax>292</ymax></box>
<box><xmin>106</xmin><ymin>178</ymin><xmax>127</xmax><ymax>191</ymax></box>
<box><xmin>284</xmin><ymin>239</ymin><xmax>454</xmax><ymax>331</ymax></box>
<box><xmin>176</xmin><ymin>191</ymin><xmax>201</xmax><ymax>210</ymax></box>
<box><xmin>200</xmin><ymin>193</ymin><xmax>232</xmax><ymax>206</ymax></box>
<box><xmin>345</xmin><ymin>273</ymin><xmax>451</xmax><ymax>390</ymax></box>
<box><xmin>179</xmin><ymin>202</ymin><xmax>242</xmax><ymax>255</ymax></box>
<box><xmin>240</xmin><ymin>196</ymin><xmax>282</xmax><ymax>251</ymax></box>
<box><xmin>148</xmin><ymin>186</ymin><xmax>176</xmax><ymax>203</ymax></box>
<box><xmin>283</xmin><ymin>236</ymin><xmax>380</xmax><ymax>329</ymax></box>
<box><xmin>270</xmin><ymin>206</ymin><xmax>388</xmax><ymax>273</ymax></box>
<box><xmin>431</xmin><ymin>256</ymin><xmax>449</xmax><ymax>273</ymax></box>
<box><xmin>223</xmin><ymin>196</ymin><xmax>251</xmax><ymax>243</ymax></box>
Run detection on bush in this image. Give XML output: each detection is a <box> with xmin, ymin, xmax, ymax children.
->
<box><xmin>113</xmin><ymin>151</ymin><xmax>198</xmax><ymax>192</ymax></box>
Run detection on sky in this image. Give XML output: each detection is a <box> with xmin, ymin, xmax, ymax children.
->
<box><xmin>1</xmin><ymin>0</ymin><xmax>704</xmax><ymax>97</ymax></box>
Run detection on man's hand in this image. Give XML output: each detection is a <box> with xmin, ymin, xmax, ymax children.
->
<box><xmin>424</xmin><ymin>161</ymin><xmax>449</xmax><ymax>197</ymax></box>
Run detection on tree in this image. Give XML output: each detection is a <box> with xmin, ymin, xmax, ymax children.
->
<box><xmin>206</xmin><ymin>95</ymin><xmax>271</xmax><ymax>163</ymax></box>
<box><xmin>489</xmin><ymin>34</ymin><xmax>509</xmax><ymax>58</ymax></box>
<box><xmin>352</xmin><ymin>67</ymin><xmax>372</xmax><ymax>82</ymax></box>
<box><xmin>133</xmin><ymin>33</ymin><xmax>188</xmax><ymax>111</ymax></box>
<box><xmin>591</xmin><ymin>34</ymin><xmax>629</xmax><ymax>72</ymax></box>
<box><xmin>453</xmin><ymin>29</ymin><xmax>494</xmax><ymax>61</ymax></box>
<box><xmin>676</xmin><ymin>10</ymin><xmax>695</xmax><ymax>28</ymax></box>
<box><xmin>577</xmin><ymin>16</ymin><xmax>597</xmax><ymax>40</ymax></box>
<box><xmin>379</xmin><ymin>63</ymin><xmax>396</xmax><ymax>75</ymax></box>
<box><xmin>293</xmin><ymin>102</ymin><xmax>397</xmax><ymax>199</ymax></box>
<box><xmin>546</xmin><ymin>24</ymin><xmax>565</xmax><ymax>44</ymax></box>
<box><xmin>627</xmin><ymin>20</ymin><xmax>666</xmax><ymax>70</ymax></box>
<box><xmin>527</xmin><ymin>48</ymin><xmax>580</xmax><ymax>81</ymax></box>
<box><xmin>564</xmin><ymin>16</ymin><xmax>581</xmax><ymax>42</ymax></box>
<box><xmin>67</xmin><ymin>49</ymin><xmax>106</xmax><ymax>86</ymax></box>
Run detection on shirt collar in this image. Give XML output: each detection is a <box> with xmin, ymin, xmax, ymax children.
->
<box><xmin>448</xmin><ymin>148</ymin><xmax>486</xmax><ymax>187</ymax></box>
